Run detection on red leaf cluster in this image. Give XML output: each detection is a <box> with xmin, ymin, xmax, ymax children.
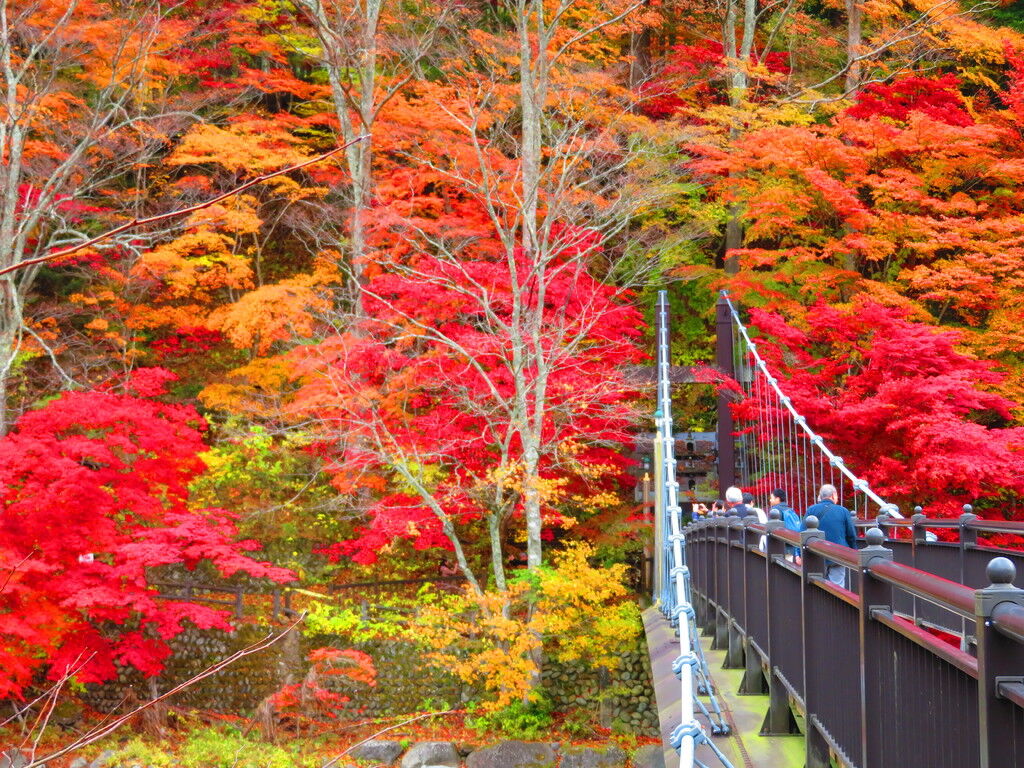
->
<box><xmin>846</xmin><ymin>74</ymin><xmax>973</xmax><ymax>126</ymax></box>
<box><xmin>0</xmin><ymin>374</ymin><xmax>292</xmax><ymax>698</ymax></box>
<box><xmin>739</xmin><ymin>302</ymin><xmax>1024</xmax><ymax>517</ymax></box>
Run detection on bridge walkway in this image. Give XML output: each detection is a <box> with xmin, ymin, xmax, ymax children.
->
<box><xmin>643</xmin><ymin>607</ymin><xmax>803</xmax><ymax>768</ymax></box>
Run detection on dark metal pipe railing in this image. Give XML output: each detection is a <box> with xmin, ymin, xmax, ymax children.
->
<box><xmin>805</xmin><ymin>538</ymin><xmax>860</xmax><ymax>568</ymax></box>
<box><xmin>992</xmin><ymin>602</ymin><xmax>1024</xmax><ymax>645</ymax></box>
<box><xmin>867</xmin><ymin>559</ymin><xmax>976</xmax><ymax>617</ymax></box>
<box><xmin>684</xmin><ymin>516</ymin><xmax>1024</xmax><ymax>768</ymax></box>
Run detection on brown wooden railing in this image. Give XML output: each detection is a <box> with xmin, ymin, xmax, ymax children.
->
<box><xmin>686</xmin><ymin>515</ymin><xmax>1024</xmax><ymax>768</ymax></box>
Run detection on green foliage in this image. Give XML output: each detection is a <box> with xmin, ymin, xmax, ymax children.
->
<box><xmin>111</xmin><ymin>737</ymin><xmax>174</xmax><ymax>767</ymax></box>
<box><xmin>561</xmin><ymin>707</ymin><xmax>597</xmax><ymax>738</ymax></box>
<box><xmin>180</xmin><ymin>726</ymin><xmax>317</xmax><ymax>768</ymax></box>
<box><xmin>188</xmin><ymin>419</ymin><xmax>341</xmax><ymax>578</ymax></box>
<box><xmin>303</xmin><ymin>599</ymin><xmax>408</xmax><ymax>642</ymax></box>
<box><xmin>986</xmin><ymin>0</ymin><xmax>1024</xmax><ymax>32</ymax></box>
<box><xmin>467</xmin><ymin>694</ymin><xmax>555</xmax><ymax>740</ymax></box>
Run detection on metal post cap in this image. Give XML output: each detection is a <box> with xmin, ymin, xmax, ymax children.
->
<box><xmin>768</xmin><ymin>508</ymin><xmax>781</xmax><ymax>520</ymax></box>
<box><xmin>914</xmin><ymin>506</ymin><xmax>923</xmax><ymax>515</ymax></box>
<box><xmin>805</xmin><ymin>515</ymin><xmax>819</xmax><ymax>529</ymax></box>
<box><xmin>963</xmin><ymin>503</ymin><xmax>974</xmax><ymax>515</ymax></box>
<box><xmin>987</xmin><ymin>557</ymin><xmax>1016</xmax><ymax>586</ymax></box>
<box><xmin>859</xmin><ymin>527</ymin><xmax>893</xmax><ymax>566</ymax></box>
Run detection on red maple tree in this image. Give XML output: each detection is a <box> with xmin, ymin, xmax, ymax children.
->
<box><xmin>0</xmin><ymin>369</ymin><xmax>292</xmax><ymax>698</ymax></box>
<box><xmin>290</xmin><ymin>226</ymin><xmax>644</xmax><ymax>590</ymax></box>
<box><xmin>733</xmin><ymin>302</ymin><xmax>1024</xmax><ymax>518</ymax></box>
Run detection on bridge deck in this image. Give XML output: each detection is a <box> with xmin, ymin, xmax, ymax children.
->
<box><xmin>642</xmin><ymin>607</ymin><xmax>804</xmax><ymax>768</ymax></box>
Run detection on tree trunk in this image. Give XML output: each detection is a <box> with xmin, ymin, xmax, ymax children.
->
<box><xmin>724</xmin><ymin>0</ymin><xmax>741</xmax><ymax>106</ymax></box>
<box><xmin>0</xmin><ymin>342</ymin><xmax>8</xmax><ymax>437</ymax></box>
<box><xmin>489</xmin><ymin>513</ymin><xmax>508</xmax><ymax>591</ymax></box>
<box><xmin>628</xmin><ymin>28</ymin><xmax>651</xmax><ymax>92</ymax></box>
<box><xmin>738</xmin><ymin>0</ymin><xmax>756</xmax><ymax>99</ymax></box>
<box><xmin>846</xmin><ymin>0</ymin><xmax>863</xmax><ymax>95</ymax></box>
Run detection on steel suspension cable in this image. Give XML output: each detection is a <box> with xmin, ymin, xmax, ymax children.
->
<box><xmin>654</xmin><ymin>292</ymin><xmax>734</xmax><ymax>768</ymax></box>
<box><xmin>720</xmin><ymin>291</ymin><xmax>902</xmax><ymax>519</ymax></box>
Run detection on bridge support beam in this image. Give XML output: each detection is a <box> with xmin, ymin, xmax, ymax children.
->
<box><xmin>859</xmin><ymin>532</ymin><xmax>894</xmax><ymax>767</ymax></box>
<box><xmin>975</xmin><ymin>558</ymin><xmax>1024</xmax><ymax>768</ymax></box>
<box><xmin>725</xmin><ymin>620</ymin><xmax>744</xmax><ymax>669</ymax></box>
<box><xmin>800</xmin><ymin>526</ymin><xmax>828</xmax><ymax>768</ymax></box>
<box><xmin>760</xmin><ymin>666</ymin><xmax>799</xmax><ymax>735</ymax></box>
<box><xmin>806</xmin><ymin>717</ymin><xmax>832</xmax><ymax>768</ymax></box>
<box><xmin>713</xmin><ymin>607</ymin><xmax>729</xmax><ymax>650</ymax></box>
<box><xmin>739</xmin><ymin>639</ymin><xmax>767</xmax><ymax>695</ymax></box>
<box><xmin>702</xmin><ymin>599</ymin><xmax>716</xmax><ymax>637</ymax></box>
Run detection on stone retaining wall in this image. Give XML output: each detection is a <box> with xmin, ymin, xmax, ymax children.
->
<box><xmin>82</xmin><ymin>626</ymin><xmax>658</xmax><ymax>735</ymax></box>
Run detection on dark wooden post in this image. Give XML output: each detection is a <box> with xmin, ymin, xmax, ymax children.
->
<box><xmin>716</xmin><ymin>295</ymin><xmax>736</xmax><ymax>495</ymax></box>
<box><xmin>704</xmin><ymin>520</ymin><xmax>721</xmax><ymax>638</ymax></box>
<box><xmin>739</xmin><ymin>514</ymin><xmax>767</xmax><ymax>694</ymax></box>
<box><xmin>960</xmin><ymin>504</ymin><xmax>978</xmax><ymax>580</ymax></box>
<box><xmin>714</xmin><ymin>520</ymin><xmax>730</xmax><ymax>649</ymax></box>
<box><xmin>975</xmin><ymin>557</ymin><xmax>1024</xmax><ymax>768</ymax></box>
<box><xmin>859</xmin><ymin>528</ymin><xmax>893</xmax><ymax>768</ymax></box>
<box><xmin>800</xmin><ymin>516</ymin><xmax>829</xmax><ymax>768</ymax></box>
<box><xmin>761</xmin><ymin>512</ymin><xmax>798</xmax><ymax>734</ymax></box>
<box><xmin>693</xmin><ymin>520</ymin><xmax>707</xmax><ymax>626</ymax></box>
<box><xmin>911</xmin><ymin>509</ymin><xmax>928</xmax><ymax>626</ymax></box>
<box><xmin>723</xmin><ymin>518</ymin><xmax>745</xmax><ymax>666</ymax></box>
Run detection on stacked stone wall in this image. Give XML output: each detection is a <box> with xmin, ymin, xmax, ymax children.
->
<box><xmin>82</xmin><ymin>626</ymin><xmax>658</xmax><ymax>735</ymax></box>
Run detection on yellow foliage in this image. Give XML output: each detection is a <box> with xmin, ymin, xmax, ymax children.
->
<box><xmin>185</xmin><ymin>197</ymin><xmax>264</xmax><ymax>235</ymax></box>
<box><xmin>412</xmin><ymin>543</ymin><xmax>640</xmax><ymax>712</ymax></box>
<box><xmin>199</xmin><ymin>355</ymin><xmax>299</xmax><ymax>418</ymax></box>
<box><xmin>132</xmin><ymin>231</ymin><xmax>253</xmax><ymax>302</ymax></box>
<box><xmin>169</xmin><ymin>121</ymin><xmax>311</xmax><ymax>176</ymax></box>
<box><xmin>208</xmin><ymin>257</ymin><xmax>338</xmax><ymax>354</ymax></box>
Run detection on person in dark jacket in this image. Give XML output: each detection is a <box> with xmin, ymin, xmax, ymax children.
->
<box><xmin>724</xmin><ymin>486</ymin><xmax>749</xmax><ymax>517</ymax></box>
<box><xmin>770</xmin><ymin>488</ymin><xmax>801</xmax><ymax>560</ymax></box>
<box><xmin>801</xmin><ymin>483</ymin><xmax>856</xmax><ymax>586</ymax></box>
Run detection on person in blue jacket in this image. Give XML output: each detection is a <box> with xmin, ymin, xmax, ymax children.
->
<box><xmin>801</xmin><ymin>483</ymin><xmax>857</xmax><ymax>587</ymax></box>
<box><xmin>769</xmin><ymin>488</ymin><xmax>801</xmax><ymax>560</ymax></box>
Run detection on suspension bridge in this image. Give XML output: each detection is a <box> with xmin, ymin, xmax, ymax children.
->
<box><xmin>644</xmin><ymin>290</ymin><xmax>1024</xmax><ymax>768</ymax></box>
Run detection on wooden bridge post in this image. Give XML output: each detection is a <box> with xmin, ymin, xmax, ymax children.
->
<box><xmin>858</xmin><ymin>528</ymin><xmax>894</xmax><ymax>768</ymax></box>
<box><xmin>760</xmin><ymin>515</ymin><xmax>799</xmax><ymax>735</ymax></box>
<box><xmin>800</xmin><ymin>518</ymin><xmax>829</xmax><ymax>768</ymax></box>
<box><xmin>974</xmin><ymin>557</ymin><xmax>1024</xmax><ymax>768</ymax></box>
<box><xmin>725</xmin><ymin>518</ymin><xmax>746</xmax><ymax>668</ymax></box>
<box><xmin>702</xmin><ymin>529</ymin><xmax>717</xmax><ymax>636</ymax></box>
<box><xmin>711</xmin><ymin>521</ymin><xmax>729</xmax><ymax>647</ymax></box>
<box><xmin>960</xmin><ymin>506</ymin><xmax>978</xmax><ymax>645</ymax></box>
<box><xmin>739</xmin><ymin>515</ymin><xmax>768</xmax><ymax>695</ymax></box>
<box><xmin>692</xmin><ymin>520</ymin><xmax>708</xmax><ymax>627</ymax></box>
<box><xmin>715</xmin><ymin>295</ymin><xmax>736</xmax><ymax>495</ymax></box>
<box><xmin>703</xmin><ymin>519</ymin><xmax>720</xmax><ymax>637</ymax></box>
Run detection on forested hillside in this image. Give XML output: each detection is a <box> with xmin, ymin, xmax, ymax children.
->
<box><xmin>3</xmin><ymin>0</ymin><xmax>1024</xmax><ymax>745</ymax></box>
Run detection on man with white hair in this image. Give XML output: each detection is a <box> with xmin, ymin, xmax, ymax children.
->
<box><xmin>801</xmin><ymin>483</ymin><xmax>857</xmax><ymax>587</ymax></box>
<box><xmin>724</xmin><ymin>485</ymin><xmax>750</xmax><ymax>517</ymax></box>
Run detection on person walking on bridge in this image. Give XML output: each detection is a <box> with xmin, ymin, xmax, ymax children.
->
<box><xmin>724</xmin><ymin>486</ymin><xmax>750</xmax><ymax>517</ymax></box>
<box><xmin>802</xmin><ymin>484</ymin><xmax>856</xmax><ymax>587</ymax></box>
<box><xmin>770</xmin><ymin>489</ymin><xmax>801</xmax><ymax>561</ymax></box>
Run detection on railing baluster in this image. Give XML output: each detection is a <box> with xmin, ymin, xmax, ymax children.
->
<box><xmin>760</xmin><ymin>515</ymin><xmax>798</xmax><ymax>735</ymax></box>
<box><xmin>975</xmin><ymin>557</ymin><xmax>1024</xmax><ymax>768</ymax></box>
<box><xmin>859</xmin><ymin>529</ymin><xmax>894</xmax><ymax>767</ymax></box>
